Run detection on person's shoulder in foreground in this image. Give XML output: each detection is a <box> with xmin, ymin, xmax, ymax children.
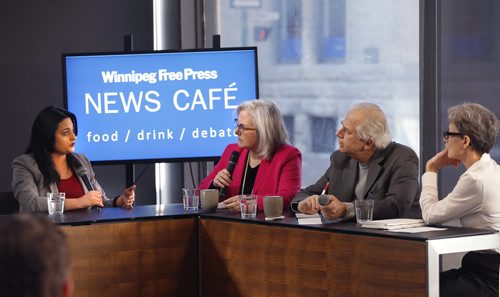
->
<box><xmin>0</xmin><ymin>214</ymin><xmax>73</xmax><ymax>297</ymax></box>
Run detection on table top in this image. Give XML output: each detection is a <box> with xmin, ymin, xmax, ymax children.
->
<box><xmin>200</xmin><ymin>209</ymin><xmax>498</xmax><ymax>242</ymax></box>
<box><xmin>3</xmin><ymin>204</ymin><xmax>496</xmax><ymax>241</ymax></box>
<box><xmin>44</xmin><ymin>204</ymin><xmax>200</xmax><ymax>225</ymax></box>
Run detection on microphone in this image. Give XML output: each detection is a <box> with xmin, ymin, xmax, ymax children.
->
<box><xmin>76</xmin><ymin>167</ymin><xmax>93</xmax><ymax>191</ymax></box>
<box><xmin>219</xmin><ymin>151</ymin><xmax>240</xmax><ymax>198</ymax></box>
<box><xmin>318</xmin><ymin>195</ymin><xmax>331</xmax><ymax>206</ymax></box>
<box><xmin>76</xmin><ymin>167</ymin><xmax>100</xmax><ymax>210</ymax></box>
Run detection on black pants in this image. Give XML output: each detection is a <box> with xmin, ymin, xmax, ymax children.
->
<box><xmin>440</xmin><ymin>252</ymin><xmax>499</xmax><ymax>297</ymax></box>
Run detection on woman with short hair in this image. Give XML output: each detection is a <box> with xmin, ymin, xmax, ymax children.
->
<box><xmin>199</xmin><ymin>99</ymin><xmax>302</xmax><ymax>211</ymax></box>
<box><xmin>420</xmin><ymin>102</ymin><xmax>500</xmax><ymax>297</ymax></box>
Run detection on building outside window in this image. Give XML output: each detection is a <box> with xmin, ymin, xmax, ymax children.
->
<box><xmin>218</xmin><ymin>0</ymin><xmax>420</xmax><ymax>185</ymax></box>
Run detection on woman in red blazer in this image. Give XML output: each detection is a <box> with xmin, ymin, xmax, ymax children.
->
<box><xmin>198</xmin><ymin>100</ymin><xmax>302</xmax><ymax>212</ymax></box>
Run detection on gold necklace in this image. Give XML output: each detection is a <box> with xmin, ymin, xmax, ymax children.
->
<box><xmin>241</xmin><ymin>154</ymin><xmax>252</xmax><ymax>195</ymax></box>
<box><xmin>241</xmin><ymin>152</ymin><xmax>262</xmax><ymax>194</ymax></box>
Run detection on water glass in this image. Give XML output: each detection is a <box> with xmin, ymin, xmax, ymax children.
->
<box><xmin>182</xmin><ymin>188</ymin><xmax>199</xmax><ymax>210</ymax></box>
<box><xmin>355</xmin><ymin>199</ymin><xmax>374</xmax><ymax>224</ymax></box>
<box><xmin>47</xmin><ymin>192</ymin><xmax>65</xmax><ymax>215</ymax></box>
<box><xmin>240</xmin><ymin>194</ymin><xmax>257</xmax><ymax>218</ymax></box>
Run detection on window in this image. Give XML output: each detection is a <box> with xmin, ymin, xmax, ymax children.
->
<box><xmin>217</xmin><ymin>0</ymin><xmax>419</xmax><ymax>185</ymax></box>
<box><xmin>316</xmin><ymin>0</ymin><xmax>346</xmax><ymax>63</ymax></box>
<box><xmin>311</xmin><ymin>116</ymin><xmax>337</xmax><ymax>153</ymax></box>
<box><xmin>277</xmin><ymin>0</ymin><xmax>302</xmax><ymax>63</ymax></box>
<box><xmin>283</xmin><ymin>115</ymin><xmax>295</xmax><ymax>144</ymax></box>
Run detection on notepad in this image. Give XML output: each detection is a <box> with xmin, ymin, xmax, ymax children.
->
<box><xmin>388</xmin><ymin>226</ymin><xmax>447</xmax><ymax>233</ymax></box>
<box><xmin>216</xmin><ymin>202</ymin><xmax>235</xmax><ymax>213</ymax></box>
<box><xmin>361</xmin><ymin>218</ymin><xmax>425</xmax><ymax>230</ymax></box>
<box><xmin>296</xmin><ymin>213</ymin><xmax>323</xmax><ymax>225</ymax></box>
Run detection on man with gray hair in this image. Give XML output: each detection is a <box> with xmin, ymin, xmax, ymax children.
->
<box><xmin>291</xmin><ymin>103</ymin><xmax>421</xmax><ymax>220</ymax></box>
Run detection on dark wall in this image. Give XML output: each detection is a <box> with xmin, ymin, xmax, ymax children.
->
<box><xmin>438</xmin><ymin>0</ymin><xmax>500</xmax><ymax>195</ymax></box>
<box><xmin>0</xmin><ymin>1</ymin><xmax>157</xmax><ymax>204</ymax></box>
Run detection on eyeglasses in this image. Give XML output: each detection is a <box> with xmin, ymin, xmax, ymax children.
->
<box><xmin>443</xmin><ymin>130</ymin><xmax>464</xmax><ymax>140</ymax></box>
<box><xmin>234</xmin><ymin>119</ymin><xmax>257</xmax><ymax>133</ymax></box>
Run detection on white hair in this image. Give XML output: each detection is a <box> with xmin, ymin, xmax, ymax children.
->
<box><xmin>350</xmin><ymin>103</ymin><xmax>391</xmax><ymax>149</ymax></box>
<box><xmin>237</xmin><ymin>99</ymin><xmax>289</xmax><ymax>160</ymax></box>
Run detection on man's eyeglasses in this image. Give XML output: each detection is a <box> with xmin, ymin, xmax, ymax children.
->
<box><xmin>443</xmin><ymin>130</ymin><xmax>464</xmax><ymax>140</ymax></box>
<box><xmin>234</xmin><ymin>119</ymin><xmax>257</xmax><ymax>132</ymax></box>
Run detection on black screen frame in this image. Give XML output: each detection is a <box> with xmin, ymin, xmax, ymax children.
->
<box><xmin>62</xmin><ymin>46</ymin><xmax>259</xmax><ymax>165</ymax></box>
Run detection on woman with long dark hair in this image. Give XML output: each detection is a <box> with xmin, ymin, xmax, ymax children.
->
<box><xmin>12</xmin><ymin>106</ymin><xmax>135</xmax><ymax>212</ymax></box>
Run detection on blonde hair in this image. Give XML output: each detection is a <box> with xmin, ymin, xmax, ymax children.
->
<box><xmin>237</xmin><ymin>100</ymin><xmax>289</xmax><ymax>160</ymax></box>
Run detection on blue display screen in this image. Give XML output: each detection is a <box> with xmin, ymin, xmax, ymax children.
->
<box><xmin>63</xmin><ymin>48</ymin><xmax>258</xmax><ymax>163</ymax></box>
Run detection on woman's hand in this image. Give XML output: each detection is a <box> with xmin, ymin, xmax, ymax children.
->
<box><xmin>213</xmin><ymin>169</ymin><xmax>232</xmax><ymax>189</ymax></box>
<box><xmin>426</xmin><ymin>148</ymin><xmax>461</xmax><ymax>173</ymax></box>
<box><xmin>222</xmin><ymin>195</ymin><xmax>240</xmax><ymax>211</ymax></box>
<box><xmin>117</xmin><ymin>185</ymin><xmax>136</xmax><ymax>208</ymax></box>
<box><xmin>82</xmin><ymin>191</ymin><xmax>104</xmax><ymax>208</ymax></box>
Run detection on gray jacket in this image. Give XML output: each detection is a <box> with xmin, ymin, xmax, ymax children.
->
<box><xmin>291</xmin><ymin>142</ymin><xmax>421</xmax><ymax>219</ymax></box>
<box><xmin>12</xmin><ymin>153</ymin><xmax>110</xmax><ymax>213</ymax></box>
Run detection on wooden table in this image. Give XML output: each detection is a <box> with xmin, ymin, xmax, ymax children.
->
<box><xmin>42</xmin><ymin>205</ymin><xmax>498</xmax><ymax>297</ymax></box>
<box><xmin>199</xmin><ymin>211</ymin><xmax>499</xmax><ymax>297</ymax></box>
<box><xmin>53</xmin><ymin>205</ymin><xmax>199</xmax><ymax>297</ymax></box>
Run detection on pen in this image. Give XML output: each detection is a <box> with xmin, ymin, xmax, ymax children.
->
<box><xmin>320</xmin><ymin>182</ymin><xmax>329</xmax><ymax>195</ymax></box>
<box><xmin>318</xmin><ymin>182</ymin><xmax>331</xmax><ymax>206</ymax></box>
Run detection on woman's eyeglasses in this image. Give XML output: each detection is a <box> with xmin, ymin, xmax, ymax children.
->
<box><xmin>443</xmin><ymin>130</ymin><xmax>464</xmax><ymax>140</ymax></box>
<box><xmin>234</xmin><ymin>119</ymin><xmax>257</xmax><ymax>133</ymax></box>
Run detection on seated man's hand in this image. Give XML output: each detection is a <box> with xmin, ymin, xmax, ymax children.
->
<box><xmin>320</xmin><ymin>195</ymin><xmax>346</xmax><ymax>220</ymax></box>
<box><xmin>297</xmin><ymin>195</ymin><xmax>321</xmax><ymax>214</ymax></box>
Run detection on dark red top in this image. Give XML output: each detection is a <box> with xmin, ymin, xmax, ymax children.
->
<box><xmin>58</xmin><ymin>174</ymin><xmax>85</xmax><ymax>199</ymax></box>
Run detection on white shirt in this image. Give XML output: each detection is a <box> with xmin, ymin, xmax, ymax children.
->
<box><xmin>420</xmin><ymin>153</ymin><xmax>500</xmax><ymax>249</ymax></box>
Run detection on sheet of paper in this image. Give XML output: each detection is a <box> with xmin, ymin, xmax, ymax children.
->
<box><xmin>297</xmin><ymin>217</ymin><xmax>323</xmax><ymax>225</ymax></box>
<box><xmin>295</xmin><ymin>213</ymin><xmax>321</xmax><ymax>219</ymax></box>
<box><xmin>361</xmin><ymin>218</ymin><xmax>426</xmax><ymax>230</ymax></box>
<box><xmin>265</xmin><ymin>215</ymin><xmax>285</xmax><ymax>221</ymax></box>
<box><xmin>362</xmin><ymin>218</ymin><xmax>424</xmax><ymax>227</ymax></box>
<box><xmin>217</xmin><ymin>202</ymin><xmax>228</xmax><ymax>209</ymax></box>
<box><xmin>361</xmin><ymin>222</ymin><xmax>426</xmax><ymax>230</ymax></box>
<box><xmin>388</xmin><ymin>227</ymin><xmax>448</xmax><ymax>233</ymax></box>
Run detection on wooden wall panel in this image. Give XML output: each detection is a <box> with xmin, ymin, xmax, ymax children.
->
<box><xmin>200</xmin><ymin>219</ymin><xmax>330</xmax><ymax>297</ymax></box>
<box><xmin>329</xmin><ymin>233</ymin><xmax>426</xmax><ymax>297</ymax></box>
<box><xmin>62</xmin><ymin>218</ymin><xmax>197</xmax><ymax>297</ymax></box>
<box><xmin>61</xmin><ymin>217</ymin><xmax>428</xmax><ymax>297</ymax></box>
<box><xmin>200</xmin><ymin>219</ymin><xmax>426</xmax><ymax>297</ymax></box>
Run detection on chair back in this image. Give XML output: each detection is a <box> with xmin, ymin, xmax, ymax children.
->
<box><xmin>0</xmin><ymin>191</ymin><xmax>20</xmax><ymax>215</ymax></box>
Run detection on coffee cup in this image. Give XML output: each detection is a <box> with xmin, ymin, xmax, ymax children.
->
<box><xmin>200</xmin><ymin>189</ymin><xmax>219</xmax><ymax>212</ymax></box>
<box><xmin>263</xmin><ymin>196</ymin><xmax>283</xmax><ymax>218</ymax></box>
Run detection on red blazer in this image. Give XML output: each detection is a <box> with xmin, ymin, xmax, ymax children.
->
<box><xmin>199</xmin><ymin>143</ymin><xmax>302</xmax><ymax>211</ymax></box>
